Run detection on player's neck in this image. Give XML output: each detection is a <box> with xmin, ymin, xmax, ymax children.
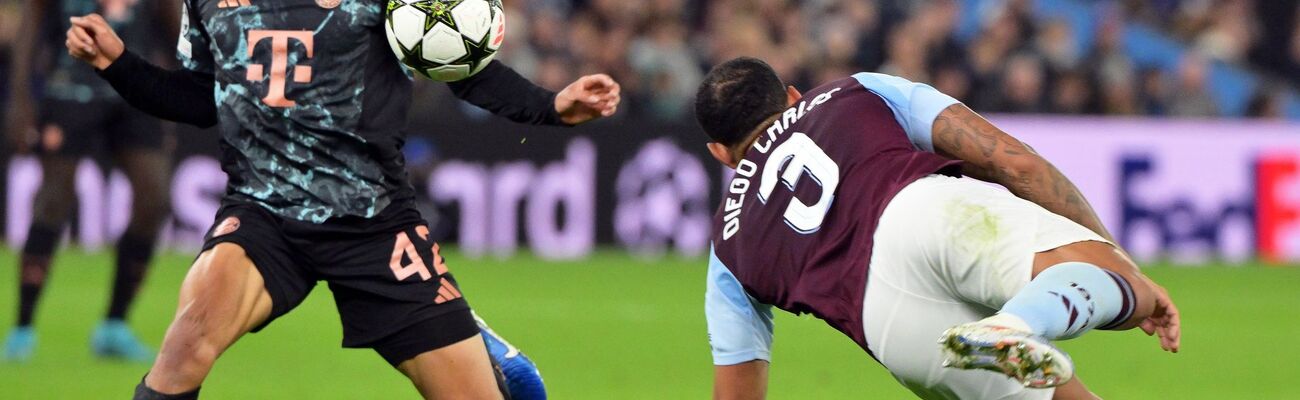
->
<box><xmin>731</xmin><ymin>113</ymin><xmax>783</xmax><ymax>162</ymax></box>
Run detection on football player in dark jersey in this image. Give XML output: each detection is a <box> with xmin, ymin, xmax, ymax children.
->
<box><xmin>4</xmin><ymin>0</ymin><xmax>179</xmax><ymax>363</ymax></box>
<box><xmin>64</xmin><ymin>1</ymin><xmax>618</xmax><ymax>398</ymax></box>
<box><xmin>696</xmin><ymin>58</ymin><xmax>1179</xmax><ymax>399</ymax></box>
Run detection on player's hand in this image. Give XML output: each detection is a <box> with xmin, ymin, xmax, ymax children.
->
<box><xmin>555</xmin><ymin>74</ymin><xmax>621</xmax><ymax>125</ymax></box>
<box><xmin>1139</xmin><ymin>281</ymin><xmax>1180</xmax><ymax>353</ymax></box>
<box><xmin>66</xmin><ymin>14</ymin><xmax>125</xmax><ymax>70</ymax></box>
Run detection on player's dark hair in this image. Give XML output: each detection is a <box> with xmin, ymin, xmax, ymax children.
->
<box><xmin>694</xmin><ymin>57</ymin><xmax>788</xmax><ymax>147</ymax></box>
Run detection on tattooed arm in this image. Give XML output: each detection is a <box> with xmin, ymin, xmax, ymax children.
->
<box><xmin>930</xmin><ymin>104</ymin><xmax>1115</xmax><ymax>242</ymax></box>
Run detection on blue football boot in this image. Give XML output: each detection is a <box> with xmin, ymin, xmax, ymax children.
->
<box><xmin>475</xmin><ymin>313</ymin><xmax>546</xmax><ymax>400</ymax></box>
<box><xmin>3</xmin><ymin>326</ymin><xmax>36</xmax><ymax>362</ymax></box>
<box><xmin>91</xmin><ymin>319</ymin><xmax>155</xmax><ymax>362</ymax></box>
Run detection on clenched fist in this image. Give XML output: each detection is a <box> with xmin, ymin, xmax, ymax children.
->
<box><xmin>65</xmin><ymin>14</ymin><xmax>125</xmax><ymax>70</ymax></box>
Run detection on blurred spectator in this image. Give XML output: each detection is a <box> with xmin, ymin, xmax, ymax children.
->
<box><xmin>628</xmin><ymin>19</ymin><xmax>702</xmax><ymax>119</ymax></box>
<box><xmin>1036</xmin><ymin>19</ymin><xmax>1081</xmax><ymax>71</ymax></box>
<box><xmin>1050</xmin><ymin>69</ymin><xmax>1092</xmax><ymax>114</ymax></box>
<box><xmin>1168</xmin><ymin>53</ymin><xmax>1219</xmax><ymax>117</ymax></box>
<box><xmin>1246</xmin><ymin>86</ymin><xmax>1288</xmax><ymax>119</ymax></box>
<box><xmin>1193</xmin><ymin>0</ymin><xmax>1257</xmax><ymax>63</ymax></box>
<box><xmin>993</xmin><ymin>52</ymin><xmax>1048</xmax><ymax>113</ymax></box>
<box><xmin>1139</xmin><ymin>68</ymin><xmax>1172</xmax><ymax>116</ymax></box>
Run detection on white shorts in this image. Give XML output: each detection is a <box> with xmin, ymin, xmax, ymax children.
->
<box><xmin>863</xmin><ymin>175</ymin><xmax>1108</xmax><ymax>400</ymax></box>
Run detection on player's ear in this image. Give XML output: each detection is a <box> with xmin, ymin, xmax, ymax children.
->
<box><xmin>707</xmin><ymin>142</ymin><xmax>738</xmax><ymax>169</ymax></box>
<box><xmin>786</xmin><ymin>86</ymin><xmax>802</xmax><ymax>106</ymax></box>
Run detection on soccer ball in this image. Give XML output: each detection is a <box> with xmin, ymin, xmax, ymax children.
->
<box><xmin>385</xmin><ymin>0</ymin><xmax>505</xmax><ymax>82</ymax></box>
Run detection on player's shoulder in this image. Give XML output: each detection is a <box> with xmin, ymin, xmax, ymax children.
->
<box><xmin>846</xmin><ymin>72</ymin><xmax>938</xmax><ymax>100</ymax></box>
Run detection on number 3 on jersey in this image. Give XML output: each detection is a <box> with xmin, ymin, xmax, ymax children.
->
<box><xmin>757</xmin><ymin>132</ymin><xmax>840</xmax><ymax>234</ymax></box>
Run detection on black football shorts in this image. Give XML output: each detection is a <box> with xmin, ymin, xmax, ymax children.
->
<box><xmin>200</xmin><ymin>201</ymin><xmax>478</xmax><ymax>365</ymax></box>
<box><xmin>36</xmin><ymin>98</ymin><xmax>167</xmax><ymax>156</ymax></box>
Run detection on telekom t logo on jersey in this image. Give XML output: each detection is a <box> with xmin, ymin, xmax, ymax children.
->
<box><xmin>245</xmin><ymin>30</ymin><xmax>314</xmax><ymax>107</ymax></box>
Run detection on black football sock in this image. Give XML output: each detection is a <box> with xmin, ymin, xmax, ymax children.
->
<box><xmin>134</xmin><ymin>376</ymin><xmax>200</xmax><ymax>400</ymax></box>
<box><xmin>107</xmin><ymin>231</ymin><xmax>159</xmax><ymax>321</ymax></box>
<box><xmin>17</xmin><ymin>223</ymin><xmax>61</xmax><ymax>327</ymax></box>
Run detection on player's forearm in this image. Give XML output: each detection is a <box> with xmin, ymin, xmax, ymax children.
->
<box><xmin>931</xmin><ymin>105</ymin><xmax>1115</xmax><ymax>242</ymax></box>
<box><xmin>96</xmin><ymin>49</ymin><xmax>218</xmax><ymax>128</ymax></box>
<box><xmin>714</xmin><ymin>362</ymin><xmax>769</xmax><ymax>400</ymax></box>
<box><xmin>997</xmin><ymin>159</ymin><xmax>1115</xmax><ymax>243</ymax></box>
<box><xmin>445</xmin><ymin>60</ymin><xmax>568</xmax><ymax>126</ymax></box>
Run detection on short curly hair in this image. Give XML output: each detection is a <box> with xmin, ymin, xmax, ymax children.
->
<box><xmin>694</xmin><ymin>57</ymin><xmax>788</xmax><ymax>147</ymax></box>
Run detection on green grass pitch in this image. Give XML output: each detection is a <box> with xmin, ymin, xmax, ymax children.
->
<box><xmin>1</xmin><ymin>247</ymin><xmax>1296</xmax><ymax>398</ymax></box>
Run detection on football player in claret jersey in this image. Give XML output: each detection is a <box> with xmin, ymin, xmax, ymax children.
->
<box><xmin>63</xmin><ymin>0</ymin><xmax>618</xmax><ymax>398</ymax></box>
<box><xmin>4</xmin><ymin>0</ymin><xmax>178</xmax><ymax>363</ymax></box>
<box><xmin>696</xmin><ymin>58</ymin><xmax>1180</xmax><ymax>399</ymax></box>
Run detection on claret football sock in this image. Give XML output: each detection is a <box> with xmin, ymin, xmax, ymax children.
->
<box><xmin>134</xmin><ymin>376</ymin><xmax>199</xmax><ymax>400</ymax></box>
<box><xmin>996</xmin><ymin>262</ymin><xmax>1136</xmax><ymax>340</ymax></box>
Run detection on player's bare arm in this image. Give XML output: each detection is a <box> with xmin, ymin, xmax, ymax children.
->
<box><xmin>4</xmin><ymin>0</ymin><xmax>49</xmax><ymax>153</ymax></box>
<box><xmin>713</xmin><ymin>360</ymin><xmax>768</xmax><ymax>400</ymax></box>
<box><xmin>930</xmin><ymin>104</ymin><xmax>1113</xmax><ymax>242</ymax></box>
<box><xmin>930</xmin><ymin>104</ymin><xmax>1180</xmax><ymax>352</ymax></box>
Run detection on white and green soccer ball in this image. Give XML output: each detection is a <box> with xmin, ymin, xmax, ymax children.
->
<box><xmin>385</xmin><ymin>0</ymin><xmax>505</xmax><ymax>82</ymax></box>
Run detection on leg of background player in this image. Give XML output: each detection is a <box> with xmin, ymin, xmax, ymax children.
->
<box><xmin>94</xmin><ymin>149</ymin><xmax>172</xmax><ymax>361</ymax></box>
<box><xmin>3</xmin><ymin>155</ymin><xmax>76</xmax><ymax>362</ymax></box>
<box><xmin>136</xmin><ymin>243</ymin><xmax>272</xmax><ymax>398</ymax></box>
<box><xmin>397</xmin><ymin>336</ymin><xmax>505</xmax><ymax>400</ymax></box>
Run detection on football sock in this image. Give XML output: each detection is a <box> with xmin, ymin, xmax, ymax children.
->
<box><xmin>134</xmin><ymin>377</ymin><xmax>199</xmax><ymax>400</ymax></box>
<box><xmin>108</xmin><ymin>231</ymin><xmax>159</xmax><ymax>321</ymax></box>
<box><xmin>995</xmin><ymin>262</ymin><xmax>1136</xmax><ymax>340</ymax></box>
<box><xmin>17</xmin><ymin>223</ymin><xmax>61</xmax><ymax>327</ymax></box>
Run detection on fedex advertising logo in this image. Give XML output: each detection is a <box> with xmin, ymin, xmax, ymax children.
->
<box><xmin>1118</xmin><ymin>153</ymin><xmax>1300</xmax><ymax>263</ymax></box>
<box><xmin>3</xmin><ymin>117</ymin><xmax>1298</xmax><ymax>264</ymax></box>
<box><xmin>1256</xmin><ymin>153</ymin><xmax>1300</xmax><ymax>263</ymax></box>
<box><xmin>1001</xmin><ymin>117</ymin><xmax>1300</xmax><ymax>265</ymax></box>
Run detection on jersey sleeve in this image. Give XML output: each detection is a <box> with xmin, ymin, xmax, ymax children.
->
<box><xmin>176</xmin><ymin>0</ymin><xmax>213</xmax><ymax>72</ymax></box>
<box><xmin>705</xmin><ymin>247</ymin><xmax>775</xmax><ymax>366</ymax></box>
<box><xmin>850</xmin><ymin>72</ymin><xmax>960</xmax><ymax>153</ymax></box>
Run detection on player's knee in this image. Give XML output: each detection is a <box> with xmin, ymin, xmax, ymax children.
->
<box><xmin>130</xmin><ymin>183</ymin><xmax>172</xmax><ymax>230</ymax></box>
<box><xmin>162</xmin><ymin>293</ymin><xmax>244</xmax><ymax>369</ymax></box>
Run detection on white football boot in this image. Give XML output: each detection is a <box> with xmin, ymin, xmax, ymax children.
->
<box><xmin>938</xmin><ymin>314</ymin><xmax>1074</xmax><ymax>388</ymax></box>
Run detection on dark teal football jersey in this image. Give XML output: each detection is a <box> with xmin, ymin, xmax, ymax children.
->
<box><xmin>179</xmin><ymin>0</ymin><xmax>416</xmax><ymax>223</ymax></box>
<box><xmin>43</xmin><ymin>0</ymin><xmax>163</xmax><ymax>103</ymax></box>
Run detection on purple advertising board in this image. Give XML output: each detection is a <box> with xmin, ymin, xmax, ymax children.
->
<box><xmin>2</xmin><ymin>116</ymin><xmax>1297</xmax><ymax>264</ymax></box>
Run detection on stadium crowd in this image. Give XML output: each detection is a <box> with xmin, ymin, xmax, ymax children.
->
<box><xmin>1</xmin><ymin>0</ymin><xmax>1298</xmax><ymax>122</ymax></box>
<box><xmin>486</xmin><ymin>0</ymin><xmax>1300</xmax><ymax>121</ymax></box>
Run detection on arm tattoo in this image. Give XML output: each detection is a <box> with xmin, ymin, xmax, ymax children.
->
<box><xmin>932</xmin><ymin>105</ymin><xmax>1116</xmax><ymax>242</ymax></box>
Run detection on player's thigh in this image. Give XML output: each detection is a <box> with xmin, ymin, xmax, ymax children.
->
<box><xmin>29</xmin><ymin>154</ymin><xmax>79</xmax><ymax>222</ymax></box>
<box><xmin>114</xmin><ymin>148</ymin><xmax>173</xmax><ymax>224</ymax></box>
<box><xmin>36</xmin><ymin>98</ymin><xmax>108</xmax><ymax>157</ymax></box>
<box><xmin>397</xmin><ymin>334</ymin><xmax>502</xmax><ymax>400</ymax></box>
<box><xmin>166</xmin><ymin>243</ymin><xmax>274</xmax><ymax>350</ymax></box>
<box><xmin>883</xmin><ymin>175</ymin><xmax>1126</xmax><ymax>310</ymax></box>
<box><xmin>863</xmin><ymin>272</ymin><xmax>1053</xmax><ymax>400</ymax></box>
